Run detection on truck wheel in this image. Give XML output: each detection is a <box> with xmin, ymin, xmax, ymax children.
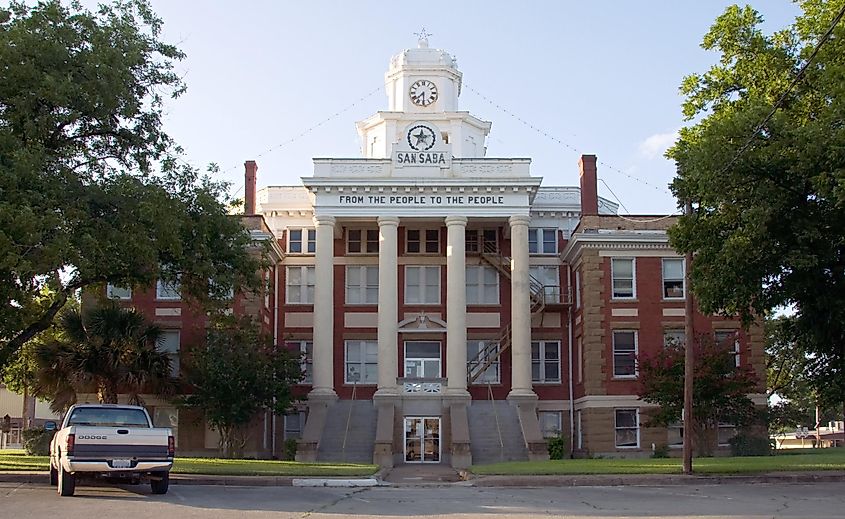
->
<box><xmin>57</xmin><ymin>463</ymin><xmax>75</xmax><ymax>497</ymax></box>
<box><xmin>49</xmin><ymin>464</ymin><xmax>58</xmax><ymax>486</ymax></box>
<box><xmin>150</xmin><ymin>472</ymin><xmax>169</xmax><ymax>495</ymax></box>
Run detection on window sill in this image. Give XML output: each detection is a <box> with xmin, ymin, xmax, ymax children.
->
<box><xmin>615</xmin><ymin>445</ymin><xmax>640</xmax><ymax>449</ymax></box>
<box><xmin>662</xmin><ymin>297</ymin><xmax>685</xmax><ymax>302</ymax></box>
<box><xmin>403</xmin><ymin>302</ymin><xmax>442</xmax><ymax>306</ymax></box>
<box><xmin>612</xmin><ymin>376</ymin><xmax>638</xmax><ymax>380</ymax></box>
<box><xmin>155</xmin><ymin>298</ymin><xmax>181</xmax><ymax>302</ymax></box>
<box><xmin>532</xmin><ymin>381</ymin><xmax>562</xmax><ymax>385</ymax></box>
<box><xmin>611</xmin><ymin>298</ymin><xmax>638</xmax><ymax>302</ymax></box>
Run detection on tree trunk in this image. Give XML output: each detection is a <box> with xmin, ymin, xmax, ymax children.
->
<box><xmin>21</xmin><ymin>386</ymin><xmax>30</xmax><ymax>430</ymax></box>
<box><xmin>97</xmin><ymin>382</ymin><xmax>118</xmax><ymax>404</ymax></box>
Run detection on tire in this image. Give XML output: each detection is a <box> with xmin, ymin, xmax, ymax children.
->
<box><xmin>57</xmin><ymin>462</ymin><xmax>75</xmax><ymax>497</ymax></box>
<box><xmin>49</xmin><ymin>463</ymin><xmax>58</xmax><ymax>486</ymax></box>
<box><xmin>150</xmin><ymin>472</ymin><xmax>169</xmax><ymax>495</ymax></box>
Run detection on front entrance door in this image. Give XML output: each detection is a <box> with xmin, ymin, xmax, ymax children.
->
<box><xmin>404</xmin><ymin>417</ymin><xmax>440</xmax><ymax>463</ymax></box>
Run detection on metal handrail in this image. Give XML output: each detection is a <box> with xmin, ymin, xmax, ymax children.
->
<box><xmin>341</xmin><ymin>382</ymin><xmax>356</xmax><ymax>461</ymax></box>
<box><xmin>488</xmin><ymin>382</ymin><xmax>504</xmax><ymax>460</ymax></box>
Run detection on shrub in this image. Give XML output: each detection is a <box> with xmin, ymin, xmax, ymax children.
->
<box><xmin>728</xmin><ymin>433</ymin><xmax>773</xmax><ymax>456</ymax></box>
<box><xmin>22</xmin><ymin>428</ymin><xmax>55</xmax><ymax>455</ymax></box>
<box><xmin>651</xmin><ymin>443</ymin><xmax>670</xmax><ymax>458</ymax></box>
<box><xmin>547</xmin><ymin>435</ymin><xmax>568</xmax><ymax>460</ymax></box>
<box><xmin>283</xmin><ymin>438</ymin><xmax>298</xmax><ymax>460</ymax></box>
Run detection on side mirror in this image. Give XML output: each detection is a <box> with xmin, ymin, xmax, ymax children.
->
<box><xmin>44</xmin><ymin>421</ymin><xmax>57</xmax><ymax>431</ymax></box>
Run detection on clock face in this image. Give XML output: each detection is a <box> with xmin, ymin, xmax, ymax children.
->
<box><xmin>409</xmin><ymin>79</ymin><xmax>438</xmax><ymax>107</ymax></box>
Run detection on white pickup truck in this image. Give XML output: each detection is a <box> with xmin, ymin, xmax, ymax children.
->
<box><xmin>49</xmin><ymin>404</ymin><xmax>174</xmax><ymax>496</ymax></box>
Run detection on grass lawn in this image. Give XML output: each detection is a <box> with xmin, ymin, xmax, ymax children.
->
<box><xmin>470</xmin><ymin>448</ymin><xmax>845</xmax><ymax>475</ymax></box>
<box><xmin>0</xmin><ymin>450</ymin><xmax>377</xmax><ymax>477</ymax></box>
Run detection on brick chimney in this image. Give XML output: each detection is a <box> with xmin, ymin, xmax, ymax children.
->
<box><xmin>244</xmin><ymin>160</ymin><xmax>257</xmax><ymax>215</ymax></box>
<box><xmin>578</xmin><ymin>154</ymin><xmax>598</xmax><ymax>216</ymax></box>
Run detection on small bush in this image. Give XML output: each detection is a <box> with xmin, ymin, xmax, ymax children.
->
<box><xmin>547</xmin><ymin>435</ymin><xmax>568</xmax><ymax>460</ymax></box>
<box><xmin>283</xmin><ymin>438</ymin><xmax>298</xmax><ymax>460</ymax></box>
<box><xmin>22</xmin><ymin>428</ymin><xmax>55</xmax><ymax>455</ymax></box>
<box><xmin>729</xmin><ymin>433</ymin><xmax>773</xmax><ymax>456</ymax></box>
<box><xmin>651</xmin><ymin>443</ymin><xmax>670</xmax><ymax>458</ymax></box>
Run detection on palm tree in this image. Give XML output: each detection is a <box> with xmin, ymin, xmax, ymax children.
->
<box><xmin>33</xmin><ymin>303</ymin><xmax>175</xmax><ymax>412</ymax></box>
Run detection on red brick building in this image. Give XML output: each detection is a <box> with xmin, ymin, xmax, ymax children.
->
<box><xmin>96</xmin><ymin>37</ymin><xmax>765</xmax><ymax>466</ymax></box>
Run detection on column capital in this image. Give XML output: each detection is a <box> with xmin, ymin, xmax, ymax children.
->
<box><xmin>508</xmin><ymin>214</ymin><xmax>531</xmax><ymax>227</ymax></box>
<box><xmin>313</xmin><ymin>215</ymin><xmax>336</xmax><ymax>227</ymax></box>
<box><xmin>377</xmin><ymin>216</ymin><xmax>401</xmax><ymax>227</ymax></box>
<box><xmin>444</xmin><ymin>215</ymin><xmax>468</xmax><ymax>227</ymax></box>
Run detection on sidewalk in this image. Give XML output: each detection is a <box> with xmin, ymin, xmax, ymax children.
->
<box><xmin>2</xmin><ymin>469</ymin><xmax>845</xmax><ymax>487</ymax></box>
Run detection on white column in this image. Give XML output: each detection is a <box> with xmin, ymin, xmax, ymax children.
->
<box><xmin>311</xmin><ymin>215</ymin><xmax>336</xmax><ymax>397</ymax></box>
<box><xmin>445</xmin><ymin>215</ymin><xmax>469</xmax><ymax>394</ymax></box>
<box><xmin>509</xmin><ymin>215</ymin><xmax>534</xmax><ymax>397</ymax></box>
<box><xmin>376</xmin><ymin>216</ymin><xmax>400</xmax><ymax>394</ymax></box>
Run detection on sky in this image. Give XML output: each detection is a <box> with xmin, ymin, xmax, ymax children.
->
<box><xmin>136</xmin><ymin>0</ymin><xmax>802</xmax><ymax>215</ymax></box>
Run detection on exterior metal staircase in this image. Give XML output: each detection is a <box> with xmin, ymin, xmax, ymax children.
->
<box><xmin>467</xmin><ymin>240</ymin><xmax>568</xmax><ymax>383</ymax></box>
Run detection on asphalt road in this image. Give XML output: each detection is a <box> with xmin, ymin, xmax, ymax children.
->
<box><xmin>3</xmin><ymin>481</ymin><xmax>845</xmax><ymax>518</ymax></box>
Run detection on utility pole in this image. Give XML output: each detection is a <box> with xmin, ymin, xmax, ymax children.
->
<box><xmin>683</xmin><ymin>199</ymin><xmax>695</xmax><ymax>475</ymax></box>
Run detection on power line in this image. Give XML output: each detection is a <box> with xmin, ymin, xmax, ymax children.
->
<box><xmin>717</xmin><ymin>2</ymin><xmax>845</xmax><ymax>176</ymax></box>
<box><xmin>463</xmin><ymin>82</ymin><xmax>672</xmax><ymax>196</ymax></box>
<box><xmin>223</xmin><ymin>85</ymin><xmax>383</xmax><ymax>196</ymax></box>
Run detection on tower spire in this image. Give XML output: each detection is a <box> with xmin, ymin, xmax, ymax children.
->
<box><xmin>414</xmin><ymin>27</ymin><xmax>432</xmax><ymax>48</ymax></box>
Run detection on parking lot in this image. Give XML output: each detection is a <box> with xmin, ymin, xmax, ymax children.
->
<box><xmin>3</xmin><ymin>481</ymin><xmax>845</xmax><ymax>518</ymax></box>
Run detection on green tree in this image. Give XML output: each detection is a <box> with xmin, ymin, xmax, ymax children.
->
<box><xmin>668</xmin><ymin>1</ymin><xmax>845</xmax><ymax>418</ymax></box>
<box><xmin>638</xmin><ymin>336</ymin><xmax>760</xmax><ymax>456</ymax></box>
<box><xmin>180</xmin><ymin>316</ymin><xmax>303</xmax><ymax>458</ymax></box>
<box><xmin>31</xmin><ymin>303</ymin><xmax>174</xmax><ymax>412</ymax></box>
<box><xmin>0</xmin><ymin>0</ymin><xmax>263</xmax><ymax>370</ymax></box>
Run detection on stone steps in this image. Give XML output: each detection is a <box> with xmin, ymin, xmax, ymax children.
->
<box><xmin>317</xmin><ymin>400</ymin><xmax>377</xmax><ymax>463</ymax></box>
<box><xmin>468</xmin><ymin>400</ymin><xmax>529</xmax><ymax>464</ymax></box>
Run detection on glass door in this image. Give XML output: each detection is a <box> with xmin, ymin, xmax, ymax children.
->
<box><xmin>404</xmin><ymin>417</ymin><xmax>440</xmax><ymax>463</ymax></box>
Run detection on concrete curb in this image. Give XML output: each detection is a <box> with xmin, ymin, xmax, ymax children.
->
<box><xmin>2</xmin><ymin>470</ymin><xmax>845</xmax><ymax>488</ymax></box>
<box><xmin>469</xmin><ymin>471</ymin><xmax>845</xmax><ymax>487</ymax></box>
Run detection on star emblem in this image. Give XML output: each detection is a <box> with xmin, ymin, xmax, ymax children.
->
<box><xmin>413</xmin><ymin>129</ymin><xmax>430</xmax><ymax>147</ymax></box>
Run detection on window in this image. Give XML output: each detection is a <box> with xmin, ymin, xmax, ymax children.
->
<box><xmin>715</xmin><ymin>330</ymin><xmax>740</xmax><ymax>367</ymax></box>
<box><xmin>286</xmin><ymin>266</ymin><xmax>315</xmax><ymax>304</ymax></box>
<box><xmin>344</xmin><ymin>340</ymin><xmax>378</xmax><ymax>384</ymax></box>
<box><xmin>466</xmin><ymin>229</ymin><xmax>498</xmax><ymax>253</ymax></box>
<box><xmin>106</xmin><ymin>284</ymin><xmax>132</xmax><ymax>300</ymax></box>
<box><xmin>529</xmin><ymin>265</ymin><xmax>560</xmax><ymax>303</ymax></box>
<box><xmin>611</xmin><ymin>258</ymin><xmax>635</xmax><ymax>299</ymax></box>
<box><xmin>467</xmin><ymin>340</ymin><xmax>499</xmax><ymax>384</ymax></box>
<box><xmin>718</xmin><ymin>423</ymin><xmax>737</xmax><ymax>446</ymax></box>
<box><xmin>612</xmin><ymin>330</ymin><xmax>637</xmax><ymax>378</ymax></box>
<box><xmin>286</xmin><ymin>340</ymin><xmax>313</xmax><ymax>383</ymax></box>
<box><xmin>614</xmin><ymin>408</ymin><xmax>639</xmax><ymax>448</ymax></box>
<box><xmin>346</xmin><ymin>266</ymin><xmax>378</xmax><ymax>304</ymax></box>
<box><xmin>663</xmin><ymin>329</ymin><xmax>685</xmax><ymax>350</ymax></box>
<box><xmin>156</xmin><ymin>279</ymin><xmax>181</xmax><ymax>300</ymax></box>
<box><xmin>575</xmin><ymin>270</ymin><xmax>581</xmax><ymax>308</ymax></box>
<box><xmin>466</xmin><ymin>266</ymin><xmax>499</xmax><ymax>304</ymax></box>
<box><xmin>531</xmin><ymin>340</ymin><xmax>561</xmax><ymax>383</ymax></box>
<box><xmin>347</xmin><ymin>229</ymin><xmax>379</xmax><ymax>254</ymax></box>
<box><xmin>263</xmin><ymin>271</ymin><xmax>270</xmax><ymax>308</ymax></box>
<box><xmin>539</xmin><ymin>411</ymin><xmax>562</xmax><ymax>438</ymax></box>
<box><xmin>157</xmin><ymin>330</ymin><xmax>180</xmax><ymax>376</ymax></box>
<box><xmin>528</xmin><ymin>228</ymin><xmax>557</xmax><ymax>254</ymax></box>
<box><xmin>662</xmin><ymin>258</ymin><xmax>685</xmax><ymax>299</ymax></box>
<box><xmin>668</xmin><ymin>421</ymin><xmax>684</xmax><ymax>448</ymax></box>
<box><xmin>284</xmin><ymin>412</ymin><xmax>305</xmax><ymax>440</ymax></box>
<box><xmin>152</xmin><ymin>407</ymin><xmax>178</xmax><ymax>447</ymax></box>
<box><xmin>406</xmin><ymin>229</ymin><xmax>439</xmax><ymax>253</ymax></box>
<box><xmin>404</xmin><ymin>266</ymin><xmax>440</xmax><ymax>304</ymax></box>
<box><xmin>287</xmin><ymin>228</ymin><xmax>316</xmax><ymax>254</ymax></box>
<box><xmin>404</xmin><ymin>341</ymin><xmax>441</xmax><ymax>378</ymax></box>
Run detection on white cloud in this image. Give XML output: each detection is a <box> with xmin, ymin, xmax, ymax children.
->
<box><xmin>638</xmin><ymin>130</ymin><xmax>679</xmax><ymax>160</ymax></box>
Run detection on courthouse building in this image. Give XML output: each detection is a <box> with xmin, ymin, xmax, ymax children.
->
<box><xmin>103</xmin><ymin>36</ymin><xmax>765</xmax><ymax>467</ymax></box>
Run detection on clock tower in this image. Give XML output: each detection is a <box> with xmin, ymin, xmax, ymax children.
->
<box><xmin>356</xmin><ymin>34</ymin><xmax>492</xmax><ymax>159</ymax></box>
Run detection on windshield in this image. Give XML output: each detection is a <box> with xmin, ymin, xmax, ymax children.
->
<box><xmin>67</xmin><ymin>408</ymin><xmax>150</xmax><ymax>428</ymax></box>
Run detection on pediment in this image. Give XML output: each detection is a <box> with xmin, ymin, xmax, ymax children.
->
<box><xmin>398</xmin><ymin>314</ymin><xmax>447</xmax><ymax>333</ymax></box>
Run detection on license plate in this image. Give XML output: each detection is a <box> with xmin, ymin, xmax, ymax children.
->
<box><xmin>111</xmin><ymin>459</ymin><xmax>132</xmax><ymax>469</ymax></box>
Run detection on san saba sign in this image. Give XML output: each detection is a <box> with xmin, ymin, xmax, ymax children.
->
<box><xmin>393</xmin><ymin>122</ymin><xmax>451</xmax><ymax>169</ymax></box>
